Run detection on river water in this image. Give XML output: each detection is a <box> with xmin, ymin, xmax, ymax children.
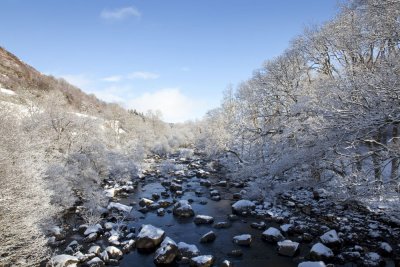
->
<box><xmin>117</xmin><ymin>175</ymin><xmax>299</xmax><ymax>267</ymax></box>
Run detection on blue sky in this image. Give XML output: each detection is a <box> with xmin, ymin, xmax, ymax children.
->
<box><xmin>0</xmin><ymin>0</ymin><xmax>338</xmax><ymax>122</ymax></box>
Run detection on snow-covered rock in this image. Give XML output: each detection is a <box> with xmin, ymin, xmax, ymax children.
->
<box><xmin>154</xmin><ymin>237</ymin><xmax>178</xmax><ymax>265</ymax></box>
<box><xmin>200</xmin><ymin>231</ymin><xmax>216</xmax><ymax>243</ymax></box>
<box><xmin>298</xmin><ymin>261</ymin><xmax>326</xmax><ymax>267</ymax></box>
<box><xmin>233</xmin><ymin>234</ymin><xmax>252</xmax><ymax>246</ymax></box>
<box><xmin>105</xmin><ymin>246</ymin><xmax>123</xmax><ymax>259</ymax></box>
<box><xmin>104</xmin><ymin>188</ymin><xmax>116</xmax><ymax>198</ymax></box>
<box><xmin>46</xmin><ymin>255</ymin><xmax>79</xmax><ymax>267</ymax></box>
<box><xmin>362</xmin><ymin>252</ymin><xmax>383</xmax><ymax>267</ymax></box>
<box><xmin>121</xmin><ymin>239</ymin><xmax>135</xmax><ymax>253</ymax></box>
<box><xmin>88</xmin><ymin>245</ymin><xmax>101</xmax><ymax>255</ymax></box>
<box><xmin>139</xmin><ymin>198</ymin><xmax>154</xmax><ymax>207</ymax></box>
<box><xmin>50</xmin><ymin>226</ymin><xmax>65</xmax><ymax>241</ymax></box>
<box><xmin>173</xmin><ymin>200</ymin><xmax>195</xmax><ymax>218</ymax></box>
<box><xmin>277</xmin><ymin>240</ymin><xmax>299</xmax><ymax>257</ymax></box>
<box><xmin>107</xmin><ymin>202</ymin><xmax>132</xmax><ymax>213</ymax></box>
<box><xmin>220</xmin><ymin>260</ymin><xmax>233</xmax><ymax>267</ymax></box>
<box><xmin>84</xmin><ymin>224</ymin><xmax>103</xmax><ymax>236</ymax></box>
<box><xmin>190</xmin><ymin>255</ymin><xmax>215</xmax><ymax>267</ymax></box>
<box><xmin>194</xmin><ymin>215</ymin><xmax>214</xmax><ymax>225</ymax></box>
<box><xmin>136</xmin><ymin>224</ymin><xmax>165</xmax><ymax>249</ymax></box>
<box><xmin>177</xmin><ymin>242</ymin><xmax>200</xmax><ymax>258</ymax></box>
<box><xmin>379</xmin><ymin>242</ymin><xmax>392</xmax><ymax>255</ymax></box>
<box><xmin>310</xmin><ymin>243</ymin><xmax>334</xmax><ymax>260</ymax></box>
<box><xmin>280</xmin><ymin>224</ymin><xmax>294</xmax><ymax>233</ymax></box>
<box><xmin>262</xmin><ymin>227</ymin><xmax>284</xmax><ymax>243</ymax></box>
<box><xmin>232</xmin><ymin>200</ymin><xmax>256</xmax><ymax>214</ymax></box>
<box><xmin>250</xmin><ymin>221</ymin><xmax>266</xmax><ymax>230</ymax></box>
<box><xmin>86</xmin><ymin>257</ymin><xmax>105</xmax><ymax>267</ymax></box>
<box><xmin>84</xmin><ymin>232</ymin><xmax>98</xmax><ymax>243</ymax></box>
<box><xmin>320</xmin><ymin>230</ymin><xmax>341</xmax><ymax>247</ymax></box>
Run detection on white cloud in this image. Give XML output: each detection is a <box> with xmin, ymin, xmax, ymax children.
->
<box><xmin>127</xmin><ymin>88</ymin><xmax>207</xmax><ymax>123</ymax></box>
<box><xmin>102</xmin><ymin>75</ymin><xmax>123</xmax><ymax>82</ymax></box>
<box><xmin>100</xmin><ymin>6</ymin><xmax>141</xmax><ymax>20</ymax></box>
<box><xmin>128</xmin><ymin>71</ymin><xmax>160</xmax><ymax>80</ymax></box>
<box><xmin>58</xmin><ymin>74</ymin><xmax>92</xmax><ymax>89</ymax></box>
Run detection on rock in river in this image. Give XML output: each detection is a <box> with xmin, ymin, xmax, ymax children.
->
<box><xmin>194</xmin><ymin>215</ymin><xmax>214</xmax><ymax>225</ymax></box>
<box><xmin>233</xmin><ymin>234</ymin><xmax>252</xmax><ymax>246</ymax></box>
<box><xmin>232</xmin><ymin>200</ymin><xmax>256</xmax><ymax>215</ymax></box>
<box><xmin>262</xmin><ymin>227</ymin><xmax>284</xmax><ymax>243</ymax></box>
<box><xmin>136</xmin><ymin>224</ymin><xmax>166</xmax><ymax>249</ymax></box>
<box><xmin>154</xmin><ymin>237</ymin><xmax>178</xmax><ymax>265</ymax></box>
<box><xmin>177</xmin><ymin>242</ymin><xmax>200</xmax><ymax>258</ymax></box>
<box><xmin>190</xmin><ymin>255</ymin><xmax>215</xmax><ymax>267</ymax></box>
<box><xmin>277</xmin><ymin>240</ymin><xmax>299</xmax><ymax>257</ymax></box>
<box><xmin>200</xmin><ymin>231</ymin><xmax>216</xmax><ymax>243</ymax></box>
<box><xmin>173</xmin><ymin>200</ymin><xmax>195</xmax><ymax>218</ymax></box>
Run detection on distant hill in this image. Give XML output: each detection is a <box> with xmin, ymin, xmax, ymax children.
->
<box><xmin>0</xmin><ymin>46</ymin><xmax>108</xmax><ymax>114</ymax></box>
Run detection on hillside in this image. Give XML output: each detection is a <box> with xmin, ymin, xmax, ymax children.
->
<box><xmin>0</xmin><ymin>46</ymin><xmax>107</xmax><ymax>114</ymax></box>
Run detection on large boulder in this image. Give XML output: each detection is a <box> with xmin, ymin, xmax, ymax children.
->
<box><xmin>232</xmin><ymin>200</ymin><xmax>256</xmax><ymax>215</ymax></box>
<box><xmin>262</xmin><ymin>227</ymin><xmax>284</xmax><ymax>243</ymax></box>
<box><xmin>173</xmin><ymin>200</ymin><xmax>195</xmax><ymax>218</ymax></box>
<box><xmin>154</xmin><ymin>237</ymin><xmax>178</xmax><ymax>265</ymax></box>
<box><xmin>46</xmin><ymin>255</ymin><xmax>79</xmax><ymax>267</ymax></box>
<box><xmin>190</xmin><ymin>255</ymin><xmax>215</xmax><ymax>267</ymax></box>
<box><xmin>136</xmin><ymin>224</ymin><xmax>166</xmax><ymax>249</ymax></box>
<box><xmin>277</xmin><ymin>240</ymin><xmax>299</xmax><ymax>257</ymax></box>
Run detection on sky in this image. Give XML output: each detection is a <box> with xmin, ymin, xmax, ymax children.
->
<box><xmin>0</xmin><ymin>0</ymin><xmax>338</xmax><ymax>123</ymax></box>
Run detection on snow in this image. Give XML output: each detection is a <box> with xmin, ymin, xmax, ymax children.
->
<box><xmin>298</xmin><ymin>262</ymin><xmax>326</xmax><ymax>267</ymax></box>
<box><xmin>310</xmin><ymin>243</ymin><xmax>334</xmax><ymax>257</ymax></box>
<box><xmin>107</xmin><ymin>202</ymin><xmax>132</xmax><ymax>213</ymax></box>
<box><xmin>0</xmin><ymin>88</ymin><xmax>16</xmax><ymax>95</ymax></box>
